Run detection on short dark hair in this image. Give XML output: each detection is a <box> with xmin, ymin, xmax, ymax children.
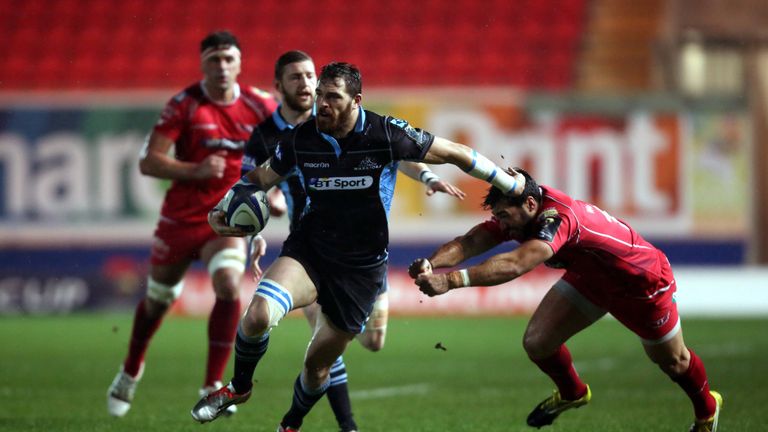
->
<box><xmin>482</xmin><ymin>168</ymin><xmax>541</xmax><ymax>210</ymax></box>
<box><xmin>274</xmin><ymin>50</ymin><xmax>313</xmax><ymax>80</ymax></box>
<box><xmin>319</xmin><ymin>62</ymin><xmax>362</xmax><ymax>96</ymax></box>
<box><xmin>200</xmin><ymin>31</ymin><xmax>240</xmax><ymax>53</ymax></box>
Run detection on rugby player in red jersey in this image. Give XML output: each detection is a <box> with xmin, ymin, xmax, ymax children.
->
<box><xmin>409</xmin><ymin>168</ymin><xmax>722</xmax><ymax>432</ymax></box>
<box><xmin>106</xmin><ymin>31</ymin><xmax>277</xmax><ymax>417</ymax></box>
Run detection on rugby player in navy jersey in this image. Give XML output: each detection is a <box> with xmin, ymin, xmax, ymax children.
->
<box><xmin>242</xmin><ymin>51</ymin><xmax>464</xmax><ymax>432</ymax></box>
<box><xmin>191</xmin><ymin>61</ymin><xmax>522</xmax><ymax>431</ymax></box>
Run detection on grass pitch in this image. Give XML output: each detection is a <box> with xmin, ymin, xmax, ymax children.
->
<box><xmin>0</xmin><ymin>314</ymin><xmax>765</xmax><ymax>431</ymax></box>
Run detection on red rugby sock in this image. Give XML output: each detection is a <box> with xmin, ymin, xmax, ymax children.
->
<box><xmin>531</xmin><ymin>345</ymin><xmax>588</xmax><ymax>400</ymax></box>
<box><xmin>205</xmin><ymin>298</ymin><xmax>241</xmax><ymax>386</ymax></box>
<box><xmin>124</xmin><ymin>300</ymin><xmax>164</xmax><ymax>377</ymax></box>
<box><xmin>672</xmin><ymin>349</ymin><xmax>717</xmax><ymax>419</ymax></box>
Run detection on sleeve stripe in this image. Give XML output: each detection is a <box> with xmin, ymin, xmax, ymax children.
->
<box><xmin>486</xmin><ymin>168</ymin><xmax>497</xmax><ymax>182</ymax></box>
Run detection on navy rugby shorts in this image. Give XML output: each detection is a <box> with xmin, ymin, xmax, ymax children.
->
<box><xmin>280</xmin><ymin>232</ymin><xmax>387</xmax><ymax>334</ymax></box>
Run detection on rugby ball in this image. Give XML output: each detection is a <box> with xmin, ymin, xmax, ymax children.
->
<box><xmin>222</xmin><ymin>184</ymin><xmax>270</xmax><ymax>234</ymax></box>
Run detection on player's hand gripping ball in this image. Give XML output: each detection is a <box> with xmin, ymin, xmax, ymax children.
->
<box><xmin>222</xmin><ymin>183</ymin><xmax>270</xmax><ymax>234</ymax></box>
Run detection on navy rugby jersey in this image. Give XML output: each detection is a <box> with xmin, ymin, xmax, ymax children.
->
<box><xmin>270</xmin><ymin>107</ymin><xmax>434</xmax><ymax>266</ymax></box>
<box><xmin>242</xmin><ymin>108</ymin><xmax>307</xmax><ymax>230</ymax></box>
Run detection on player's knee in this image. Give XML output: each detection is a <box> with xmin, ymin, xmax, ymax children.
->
<box><xmin>244</xmin><ymin>278</ymin><xmax>293</xmax><ymax>335</ymax></box>
<box><xmin>208</xmin><ymin>248</ymin><xmax>245</xmax><ymax>300</ymax></box>
<box><xmin>143</xmin><ymin>296</ymin><xmax>171</xmax><ymax>318</ymax></box>
<box><xmin>211</xmin><ymin>270</ymin><xmax>241</xmax><ymax>301</ymax></box>
<box><xmin>146</xmin><ymin>277</ymin><xmax>183</xmax><ymax>307</ymax></box>
<box><xmin>653</xmin><ymin>351</ymin><xmax>690</xmax><ymax>377</ymax></box>
<box><xmin>522</xmin><ymin>331</ymin><xmax>554</xmax><ymax>359</ymax></box>
<box><xmin>359</xmin><ymin>294</ymin><xmax>388</xmax><ymax>351</ymax></box>
<box><xmin>358</xmin><ymin>329</ymin><xmax>386</xmax><ymax>352</ymax></box>
<box><xmin>240</xmin><ymin>298</ymin><xmax>270</xmax><ymax>337</ymax></box>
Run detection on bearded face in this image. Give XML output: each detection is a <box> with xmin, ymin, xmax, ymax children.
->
<box><xmin>277</xmin><ymin>60</ymin><xmax>316</xmax><ymax>112</ymax></box>
<box><xmin>315</xmin><ymin>77</ymin><xmax>359</xmax><ymax>137</ymax></box>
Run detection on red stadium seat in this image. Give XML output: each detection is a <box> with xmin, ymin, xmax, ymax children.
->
<box><xmin>2</xmin><ymin>0</ymin><xmax>586</xmax><ymax>90</ymax></box>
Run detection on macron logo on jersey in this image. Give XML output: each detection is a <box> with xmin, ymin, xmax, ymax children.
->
<box><xmin>309</xmin><ymin>176</ymin><xmax>374</xmax><ymax>190</ymax></box>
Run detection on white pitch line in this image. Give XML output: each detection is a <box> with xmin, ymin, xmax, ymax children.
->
<box><xmin>350</xmin><ymin>383</ymin><xmax>430</xmax><ymax>400</ymax></box>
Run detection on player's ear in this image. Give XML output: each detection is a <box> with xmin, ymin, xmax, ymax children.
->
<box><xmin>526</xmin><ymin>195</ymin><xmax>537</xmax><ymax>212</ymax></box>
<box><xmin>353</xmin><ymin>93</ymin><xmax>362</xmax><ymax>105</ymax></box>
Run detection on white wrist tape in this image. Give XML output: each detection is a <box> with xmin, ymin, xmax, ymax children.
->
<box><xmin>418</xmin><ymin>169</ymin><xmax>440</xmax><ymax>186</ymax></box>
<box><xmin>464</xmin><ymin>150</ymin><xmax>517</xmax><ymax>194</ymax></box>
<box><xmin>458</xmin><ymin>269</ymin><xmax>471</xmax><ymax>287</ymax></box>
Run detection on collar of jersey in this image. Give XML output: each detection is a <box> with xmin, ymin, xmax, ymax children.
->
<box><xmin>273</xmin><ymin>105</ymin><xmax>292</xmax><ymax>131</ymax></box>
<box><xmin>198</xmin><ymin>81</ymin><xmax>241</xmax><ymax>106</ymax></box>
<box><xmin>318</xmin><ymin>106</ymin><xmax>366</xmax><ymax>158</ymax></box>
<box><xmin>273</xmin><ymin>103</ymin><xmax>317</xmax><ymax>131</ymax></box>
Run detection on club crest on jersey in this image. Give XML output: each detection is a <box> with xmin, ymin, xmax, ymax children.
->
<box><xmin>309</xmin><ymin>176</ymin><xmax>374</xmax><ymax>190</ymax></box>
<box><xmin>650</xmin><ymin>311</ymin><xmax>671</xmax><ymax>329</ymax></box>
<box><xmin>354</xmin><ymin>156</ymin><xmax>381</xmax><ymax>171</ymax></box>
<box><xmin>389</xmin><ymin>117</ymin><xmax>408</xmax><ymax>129</ymax></box>
<box><xmin>274</xmin><ymin>144</ymin><xmax>283</xmax><ymax>161</ymax></box>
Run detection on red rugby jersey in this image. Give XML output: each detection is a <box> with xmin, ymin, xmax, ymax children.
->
<box><xmin>481</xmin><ymin>185</ymin><xmax>664</xmax><ymax>287</ymax></box>
<box><xmin>152</xmin><ymin>82</ymin><xmax>277</xmax><ymax>223</ymax></box>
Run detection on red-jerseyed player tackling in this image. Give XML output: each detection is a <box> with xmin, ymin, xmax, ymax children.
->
<box><xmin>410</xmin><ymin>168</ymin><xmax>722</xmax><ymax>432</ymax></box>
<box><xmin>107</xmin><ymin>31</ymin><xmax>277</xmax><ymax>417</ymax></box>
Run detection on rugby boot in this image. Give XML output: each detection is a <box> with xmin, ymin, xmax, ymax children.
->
<box><xmin>526</xmin><ymin>384</ymin><xmax>591</xmax><ymax>428</ymax></box>
<box><xmin>688</xmin><ymin>391</ymin><xmax>723</xmax><ymax>432</ymax></box>
<box><xmin>199</xmin><ymin>381</ymin><xmax>238</xmax><ymax>417</ymax></box>
<box><xmin>106</xmin><ymin>363</ymin><xmax>144</xmax><ymax>417</ymax></box>
<box><xmin>191</xmin><ymin>382</ymin><xmax>251</xmax><ymax>423</ymax></box>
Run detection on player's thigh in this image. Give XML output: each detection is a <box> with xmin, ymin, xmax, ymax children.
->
<box><xmin>260</xmin><ymin>256</ymin><xmax>318</xmax><ymax>309</ymax></box>
<box><xmin>302</xmin><ymin>302</ymin><xmax>321</xmax><ymax>329</ymax></box>
<box><xmin>525</xmin><ymin>281</ymin><xmax>603</xmax><ymax>355</ymax></box>
<box><xmin>149</xmin><ymin>260</ymin><xmax>192</xmax><ymax>286</ymax></box>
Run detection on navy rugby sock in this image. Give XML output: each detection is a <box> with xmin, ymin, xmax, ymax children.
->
<box><xmin>282</xmin><ymin>373</ymin><xmax>330</xmax><ymax>429</ymax></box>
<box><xmin>231</xmin><ymin>325</ymin><xmax>269</xmax><ymax>394</ymax></box>
<box><xmin>326</xmin><ymin>357</ymin><xmax>357</xmax><ymax>431</ymax></box>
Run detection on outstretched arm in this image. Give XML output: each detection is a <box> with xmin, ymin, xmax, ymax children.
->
<box><xmin>397</xmin><ymin>161</ymin><xmax>466</xmax><ymax>199</ymax></box>
<box><xmin>421</xmin><ymin>136</ymin><xmax>525</xmax><ymax>196</ymax></box>
<box><xmin>414</xmin><ymin>239</ymin><xmax>554</xmax><ymax>297</ymax></box>
<box><xmin>408</xmin><ymin>223</ymin><xmax>501</xmax><ymax>278</ymax></box>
